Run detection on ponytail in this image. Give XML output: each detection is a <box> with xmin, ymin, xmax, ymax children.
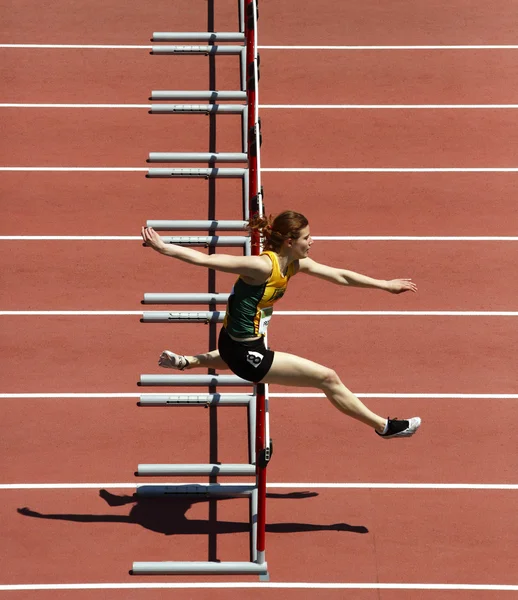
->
<box><xmin>248</xmin><ymin>210</ymin><xmax>308</xmax><ymax>252</ymax></box>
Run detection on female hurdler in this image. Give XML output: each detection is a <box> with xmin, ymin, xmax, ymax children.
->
<box><xmin>141</xmin><ymin>210</ymin><xmax>421</xmax><ymax>439</ymax></box>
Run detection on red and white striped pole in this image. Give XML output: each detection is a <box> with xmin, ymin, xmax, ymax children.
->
<box><xmin>245</xmin><ymin>0</ymin><xmax>267</xmax><ymax>565</ymax></box>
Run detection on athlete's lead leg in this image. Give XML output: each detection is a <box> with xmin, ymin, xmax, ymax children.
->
<box><xmin>262</xmin><ymin>351</ymin><xmax>387</xmax><ymax>432</ymax></box>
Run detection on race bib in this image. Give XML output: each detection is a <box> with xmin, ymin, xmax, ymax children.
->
<box><xmin>258</xmin><ymin>306</ymin><xmax>273</xmax><ymax>335</ymax></box>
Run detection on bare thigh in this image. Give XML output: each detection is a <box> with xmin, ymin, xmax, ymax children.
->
<box><xmin>260</xmin><ymin>350</ymin><xmax>331</xmax><ymax>388</ymax></box>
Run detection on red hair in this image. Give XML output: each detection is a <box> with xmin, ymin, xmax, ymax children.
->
<box><xmin>248</xmin><ymin>210</ymin><xmax>309</xmax><ymax>252</ymax></box>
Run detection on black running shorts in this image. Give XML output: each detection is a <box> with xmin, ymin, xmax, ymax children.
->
<box><xmin>218</xmin><ymin>327</ymin><xmax>275</xmax><ymax>383</ymax></box>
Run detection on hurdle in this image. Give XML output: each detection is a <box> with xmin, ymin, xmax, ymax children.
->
<box><xmin>133</xmin><ymin>0</ymin><xmax>270</xmax><ymax>580</ymax></box>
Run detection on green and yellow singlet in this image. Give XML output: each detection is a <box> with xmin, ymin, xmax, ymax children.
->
<box><xmin>223</xmin><ymin>251</ymin><xmax>296</xmax><ymax>338</ymax></box>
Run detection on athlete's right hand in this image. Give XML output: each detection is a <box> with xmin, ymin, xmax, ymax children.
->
<box><xmin>141</xmin><ymin>226</ymin><xmax>166</xmax><ymax>253</ymax></box>
<box><xmin>158</xmin><ymin>351</ymin><xmax>176</xmax><ymax>368</ymax></box>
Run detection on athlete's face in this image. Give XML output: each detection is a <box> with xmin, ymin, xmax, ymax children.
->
<box><xmin>290</xmin><ymin>225</ymin><xmax>313</xmax><ymax>258</ymax></box>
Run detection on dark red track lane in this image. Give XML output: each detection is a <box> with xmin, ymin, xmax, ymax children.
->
<box><xmin>2</xmin><ymin>488</ymin><xmax>517</xmax><ymax>586</ymax></box>
<box><xmin>1</xmin><ymin>315</ymin><xmax>516</xmax><ymax>394</ymax></box>
<box><xmin>3</xmin><ymin>240</ymin><xmax>518</xmax><ymax>311</ymax></box>
<box><xmin>260</xmin><ymin>50</ymin><xmax>518</xmax><ymax>105</ymax></box>
<box><xmin>1</xmin><ymin>172</ymin><xmax>517</xmax><ymax>237</ymax></box>
<box><xmin>260</xmin><ymin>0</ymin><xmax>518</xmax><ymax>45</ymax></box>
<box><xmin>2</xmin><ymin>397</ymin><xmax>517</xmax><ymax>484</ymax></box>
<box><xmin>260</xmin><ymin>110</ymin><xmax>518</xmax><ymax>168</ymax></box>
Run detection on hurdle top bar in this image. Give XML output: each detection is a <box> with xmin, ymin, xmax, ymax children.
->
<box><xmin>152</xmin><ymin>32</ymin><xmax>245</xmax><ymax>42</ymax></box>
<box><xmin>151</xmin><ymin>91</ymin><xmax>247</xmax><ymax>101</ymax></box>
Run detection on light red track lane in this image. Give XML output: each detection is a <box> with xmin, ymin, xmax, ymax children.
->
<box><xmin>2</xmin><ymin>489</ymin><xmax>517</xmax><ymax>585</ymax></box>
<box><xmin>0</xmin><ymin>110</ymin><xmax>242</xmax><ymax>166</ymax></box>
<box><xmin>1</xmin><ymin>50</ymin><xmax>239</xmax><ymax>103</ymax></box>
<box><xmin>0</xmin><ymin>173</ymin><xmax>245</xmax><ymax>236</ymax></box>
<box><xmin>1</xmin><ymin>172</ymin><xmax>517</xmax><ymax>236</ymax></box>
<box><xmin>4</xmin><ymin>49</ymin><xmax>518</xmax><ymax>105</ymax></box>
<box><xmin>3</xmin><ymin>109</ymin><xmax>518</xmax><ymax>168</ymax></box>
<box><xmin>1</xmin><ymin>397</ymin><xmax>517</xmax><ymax>483</ymax></box>
<box><xmin>0</xmin><ymin>0</ymin><xmax>239</xmax><ymax>44</ymax></box>
<box><xmin>2</xmin><ymin>240</ymin><xmax>518</xmax><ymax>311</ymax></box>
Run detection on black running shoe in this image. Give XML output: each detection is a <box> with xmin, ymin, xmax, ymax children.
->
<box><xmin>376</xmin><ymin>417</ymin><xmax>421</xmax><ymax>439</ymax></box>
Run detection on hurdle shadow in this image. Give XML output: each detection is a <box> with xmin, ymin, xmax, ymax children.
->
<box><xmin>17</xmin><ymin>489</ymin><xmax>369</xmax><ymax>536</ymax></box>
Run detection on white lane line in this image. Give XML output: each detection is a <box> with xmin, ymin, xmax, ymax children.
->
<box><xmin>1</xmin><ymin>482</ymin><xmax>517</xmax><ymax>490</ymax></box>
<box><xmin>261</xmin><ymin>45</ymin><xmax>518</xmax><ymax>50</ymax></box>
<box><xmin>2</xmin><ymin>43</ymin><xmax>518</xmax><ymax>50</ymax></box>
<box><xmin>0</xmin><ymin>167</ymin><xmax>147</xmax><ymax>172</ymax></box>
<box><xmin>3</xmin><ymin>103</ymin><xmax>518</xmax><ymax>109</ymax></box>
<box><xmin>263</xmin><ymin>168</ymin><xmax>518</xmax><ymax>172</ymax></box>
<box><xmin>263</xmin><ymin>104</ymin><xmax>518</xmax><ymax>109</ymax></box>
<box><xmin>0</xmin><ymin>44</ymin><xmax>152</xmax><ymax>49</ymax></box>
<box><xmin>0</xmin><ymin>583</ymin><xmax>517</xmax><ymax>592</ymax></box>
<box><xmin>3</xmin><ymin>167</ymin><xmax>518</xmax><ymax>173</ymax></box>
<box><xmin>1</xmin><ymin>310</ymin><xmax>518</xmax><ymax>316</ymax></box>
<box><xmin>0</xmin><ymin>104</ymin><xmax>150</xmax><ymax>108</ymax></box>
<box><xmin>1</xmin><ymin>393</ymin><xmax>517</xmax><ymax>399</ymax></box>
<box><xmin>2</xmin><ymin>236</ymin><xmax>518</xmax><ymax>241</ymax></box>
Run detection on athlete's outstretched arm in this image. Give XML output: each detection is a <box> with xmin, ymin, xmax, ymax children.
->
<box><xmin>298</xmin><ymin>257</ymin><xmax>417</xmax><ymax>294</ymax></box>
<box><xmin>141</xmin><ymin>226</ymin><xmax>270</xmax><ymax>280</ymax></box>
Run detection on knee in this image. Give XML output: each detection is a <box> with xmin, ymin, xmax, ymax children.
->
<box><xmin>320</xmin><ymin>368</ymin><xmax>341</xmax><ymax>390</ymax></box>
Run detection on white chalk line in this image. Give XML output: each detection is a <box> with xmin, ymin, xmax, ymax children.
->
<box><xmin>3</xmin><ymin>103</ymin><xmax>518</xmax><ymax>109</ymax></box>
<box><xmin>1</xmin><ymin>482</ymin><xmax>517</xmax><ymax>491</ymax></box>
<box><xmin>1</xmin><ymin>392</ymin><xmax>516</xmax><ymax>399</ymax></box>
<box><xmin>2</xmin><ymin>43</ymin><xmax>518</xmax><ymax>50</ymax></box>
<box><xmin>2</xmin><ymin>235</ymin><xmax>518</xmax><ymax>241</ymax></box>
<box><xmin>3</xmin><ymin>167</ymin><xmax>518</xmax><ymax>173</ymax></box>
<box><xmin>1</xmin><ymin>582</ymin><xmax>518</xmax><ymax>592</ymax></box>
<box><xmin>1</xmin><ymin>310</ymin><xmax>517</xmax><ymax>316</ymax></box>
<box><xmin>1</xmin><ymin>583</ymin><xmax>517</xmax><ymax>591</ymax></box>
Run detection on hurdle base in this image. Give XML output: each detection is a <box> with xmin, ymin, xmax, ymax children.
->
<box><xmin>131</xmin><ymin>560</ymin><xmax>268</xmax><ymax>576</ymax></box>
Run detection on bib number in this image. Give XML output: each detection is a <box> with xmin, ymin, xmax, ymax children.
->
<box><xmin>258</xmin><ymin>306</ymin><xmax>273</xmax><ymax>335</ymax></box>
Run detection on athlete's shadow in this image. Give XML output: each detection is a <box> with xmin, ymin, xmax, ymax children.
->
<box><xmin>17</xmin><ymin>489</ymin><xmax>368</xmax><ymax>535</ymax></box>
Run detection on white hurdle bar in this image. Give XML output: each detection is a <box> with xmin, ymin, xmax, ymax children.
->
<box><xmin>146</xmin><ymin>220</ymin><xmax>247</xmax><ymax>230</ymax></box>
<box><xmin>151</xmin><ymin>45</ymin><xmax>244</xmax><ymax>55</ymax></box>
<box><xmin>139</xmin><ymin>394</ymin><xmax>252</xmax><ymax>406</ymax></box>
<box><xmin>141</xmin><ymin>311</ymin><xmax>224</xmax><ymax>323</ymax></box>
<box><xmin>150</xmin><ymin>104</ymin><xmax>245</xmax><ymax>115</ymax></box>
<box><xmin>152</xmin><ymin>32</ymin><xmax>246</xmax><ymax>43</ymax></box>
<box><xmin>137</xmin><ymin>464</ymin><xmax>256</xmax><ymax>476</ymax></box>
<box><xmin>132</xmin><ymin>561</ymin><xmax>267</xmax><ymax>576</ymax></box>
<box><xmin>146</xmin><ymin>168</ymin><xmax>247</xmax><ymax>178</ymax></box>
<box><xmin>142</xmin><ymin>292</ymin><xmax>230</xmax><ymax>304</ymax></box>
<box><xmin>148</xmin><ymin>152</ymin><xmax>248</xmax><ymax>163</ymax></box>
<box><xmin>139</xmin><ymin>374</ymin><xmax>250</xmax><ymax>386</ymax></box>
<box><xmin>151</xmin><ymin>90</ymin><xmax>247</xmax><ymax>101</ymax></box>
<box><xmin>157</xmin><ymin>236</ymin><xmax>249</xmax><ymax>247</ymax></box>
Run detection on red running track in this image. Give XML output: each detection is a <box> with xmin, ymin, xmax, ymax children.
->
<box><xmin>1</xmin><ymin>0</ymin><xmax>518</xmax><ymax>597</ymax></box>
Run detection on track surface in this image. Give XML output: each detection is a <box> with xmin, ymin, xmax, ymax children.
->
<box><xmin>1</xmin><ymin>0</ymin><xmax>517</xmax><ymax>598</ymax></box>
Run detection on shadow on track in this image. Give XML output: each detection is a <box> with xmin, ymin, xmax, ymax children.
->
<box><xmin>17</xmin><ymin>489</ymin><xmax>368</xmax><ymax>535</ymax></box>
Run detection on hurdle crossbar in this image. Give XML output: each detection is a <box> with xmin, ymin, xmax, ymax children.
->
<box><xmin>142</xmin><ymin>292</ymin><xmax>230</xmax><ymax>304</ymax></box>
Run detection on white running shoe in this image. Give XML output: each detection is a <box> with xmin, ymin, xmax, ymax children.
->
<box><xmin>159</xmin><ymin>350</ymin><xmax>189</xmax><ymax>370</ymax></box>
<box><xmin>376</xmin><ymin>417</ymin><xmax>421</xmax><ymax>439</ymax></box>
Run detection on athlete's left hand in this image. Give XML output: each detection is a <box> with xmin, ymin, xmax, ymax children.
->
<box><xmin>386</xmin><ymin>278</ymin><xmax>418</xmax><ymax>294</ymax></box>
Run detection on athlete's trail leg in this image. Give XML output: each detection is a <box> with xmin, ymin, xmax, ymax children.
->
<box><xmin>159</xmin><ymin>349</ymin><xmax>230</xmax><ymax>371</ymax></box>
